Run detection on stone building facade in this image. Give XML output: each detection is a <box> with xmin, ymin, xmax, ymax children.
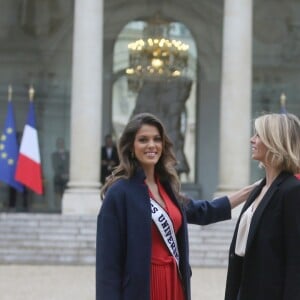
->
<box><xmin>0</xmin><ymin>0</ymin><xmax>299</xmax><ymax>214</ymax></box>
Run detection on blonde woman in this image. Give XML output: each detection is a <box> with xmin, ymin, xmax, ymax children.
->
<box><xmin>225</xmin><ymin>113</ymin><xmax>300</xmax><ymax>300</ymax></box>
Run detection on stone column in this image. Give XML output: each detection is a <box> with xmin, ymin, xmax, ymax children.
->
<box><xmin>217</xmin><ymin>0</ymin><xmax>252</xmax><ymax>210</ymax></box>
<box><xmin>62</xmin><ymin>0</ymin><xmax>103</xmax><ymax>214</ymax></box>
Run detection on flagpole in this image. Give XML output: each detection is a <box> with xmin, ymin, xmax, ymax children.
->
<box><xmin>280</xmin><ymin>92</ymin><xmax>287</xmax><ymax>114</ymax></box>
<box><xmin>29</xmin><ymin>85</ymin><xmax>35</xmax><ymax>102</ymax></box>
<box><xmin>8</xmin><ymin>85</ymin><xmax>12</xmax><ymax>102</ymax></box>
<box><xmin>280</xmin><ymin>93</ymin><xmax>286</xmax><ymax>107</ymax></box>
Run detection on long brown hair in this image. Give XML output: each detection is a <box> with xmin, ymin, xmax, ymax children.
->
<box><xmin>101</xmin><ymin>113</ymin><xmax>181</xmax><ymax>200</ymax></box>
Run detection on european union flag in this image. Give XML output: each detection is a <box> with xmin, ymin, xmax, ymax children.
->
<box><xmin>0</xmin><ymin>101</ymin><xmax>24</xmax><ymax>192</ymax></box>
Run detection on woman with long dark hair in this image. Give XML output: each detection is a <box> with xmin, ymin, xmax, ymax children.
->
<box><xmin>97</xmin><ymin>112</ymin><xmax>256</xmax><ymax>300</ymax></box>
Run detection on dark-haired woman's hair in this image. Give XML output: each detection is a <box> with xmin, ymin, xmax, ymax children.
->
<box><xmin>101</xmin><ymin>113</ymin><xmax>182</xmax><ymax>201</ymax></box>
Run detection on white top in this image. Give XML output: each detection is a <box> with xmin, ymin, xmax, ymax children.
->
<box><xmin>235</xmin><ymin>203</ymin><xmax>254</xmax><ymax>256</ymax></box>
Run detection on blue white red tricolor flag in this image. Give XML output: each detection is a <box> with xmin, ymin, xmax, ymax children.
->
<box><xmin>0</xmin><ymin>101</ymin><xmax>24</xmax><ymax>192</ymax></box>
<box><xmin>15</xmin><ymin>101</ymin><xmax>43</xmax><ymax>194</ymax></box>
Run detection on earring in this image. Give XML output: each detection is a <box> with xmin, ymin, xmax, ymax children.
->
<box><xmin>131</xmin><ymin>151</ymin><xmax>135</xmax><ymax>159</ymax></box>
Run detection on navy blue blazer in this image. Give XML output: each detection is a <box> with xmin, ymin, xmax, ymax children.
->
<box><xmin>96</xmin><ymin>169</ymin><xmax>231</xmax><ymax>300</ymax></box>
<box><xmin>225</xmin><ymin>172</ymin><xmax>300</xmax><ymax>300</ymax></box>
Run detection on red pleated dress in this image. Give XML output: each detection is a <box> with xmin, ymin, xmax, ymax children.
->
<box><xmin>149</xmin><ymin>180</ymin><xmax>185</xmax><ymax>300</ymax></box>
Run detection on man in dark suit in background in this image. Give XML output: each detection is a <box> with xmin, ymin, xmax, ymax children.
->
<box><xmin>52</xmin><ymin>137</ymin><xmax>69</xmax><ymax>210</ymax></box>
<box><xmin>101</xmin><ymin>134</ymin><xmax>119</xmax><ymax>185</ymax></box>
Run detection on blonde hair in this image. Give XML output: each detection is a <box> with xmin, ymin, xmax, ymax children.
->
<box><xmin>254</xmin><ymin>113</ymin><xmax>300</xmax><ymax>173</ymax></box>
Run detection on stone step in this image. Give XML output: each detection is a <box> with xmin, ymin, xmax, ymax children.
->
<box><xmin>0</xmin><ymin>213</ymin><xmax>236</xmax><ymax>266</ymax></box>
<box><xmin>188</xmin><ymin>221</ymin><xmax>235</xmax><ymax>267</ymax></box>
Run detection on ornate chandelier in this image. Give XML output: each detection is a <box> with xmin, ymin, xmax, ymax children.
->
<box><xmin>125</xmin><ymin>20</ymin><xmax>189</xmax><ymax>92</ymax></box>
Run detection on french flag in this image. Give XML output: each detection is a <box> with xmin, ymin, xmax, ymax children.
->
<box><xmin>15</xmin><ymin>101</ymin><xmax>43</xmax><ymax>195</ymax></box>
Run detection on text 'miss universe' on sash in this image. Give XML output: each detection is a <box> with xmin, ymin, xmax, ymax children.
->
<box><xmin>150</xmin><ymin>198</ymin><xmax>180</xmax><ymax>266</ymax></box>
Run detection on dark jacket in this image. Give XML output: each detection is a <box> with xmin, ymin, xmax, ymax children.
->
<box><xmin>96</xmin><ymin>169</ymin><xmax>231</xmax><ymax>300</ymax></box>
<box><xmin>101</xmin><ymin>145</ymin><xmax>119</xmax><ymax>184</ymax></box>
<box><xmin>225</xmin><ymin>172</ymin><xmax>300</xmax><ymax>300</ymax></box>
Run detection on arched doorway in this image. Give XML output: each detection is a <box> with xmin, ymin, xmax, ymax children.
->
<box><xmin>112</xmin><ymin>19</ymin><xmax>198</xmax><ymax>183</ymax></box>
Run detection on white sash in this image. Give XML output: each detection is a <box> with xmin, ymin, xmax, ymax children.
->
<box><xmin>150</xmin><ymin>198</ymin><xmax>180</xmax><ymax>266</ymax></box>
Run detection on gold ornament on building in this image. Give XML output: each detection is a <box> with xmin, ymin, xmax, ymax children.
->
<box><xmin>280</xmin><ymin>92</ymin><xmax>287</xmax><ymax>113</ymax></box>
<box><xmin>125</xmin><ymin>18</ymin><xmax>190</xmax><ymax>92</ymax></box>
